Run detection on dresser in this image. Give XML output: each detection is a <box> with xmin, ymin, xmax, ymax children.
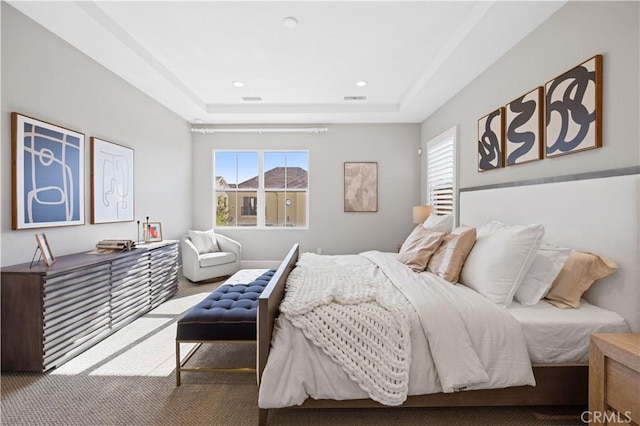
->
<box><xmin>589</xmin><ymin>333</ymin><xmax>640</xmax><ymax>425</ymax></box>
<box><xmin>1</xmin><ymin>241</ymin><xmax>179</xmax><ymax>372</ymax></box>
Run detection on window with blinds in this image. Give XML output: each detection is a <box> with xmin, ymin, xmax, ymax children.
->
<box><xmin>426</xmin><ymin>127</ymin><xmax>457</xmax><ymax>217</ymax></box>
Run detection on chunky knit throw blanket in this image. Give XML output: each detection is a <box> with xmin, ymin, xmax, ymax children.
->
<box><xmin>279</xmin><ymin>253</ymin><xmax>411</xmax><ymax>406</ymax></box>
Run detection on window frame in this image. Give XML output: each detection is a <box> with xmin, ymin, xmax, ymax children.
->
<box><xmin>212</xmin><ymin>149</ymin><xmax>310</xmax><ymax>230</ymax></box>
<box><xmin>425</xmin><ymin>125</ymin><xmax>458</xmax><ymax>224</ymax></box>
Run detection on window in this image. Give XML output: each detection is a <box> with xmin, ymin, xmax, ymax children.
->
<box><xmin>425</xmin><ymin>126</ymin><xmax>457</xmax><ymax>219</ymax></box>
<box><xmin>213</xmin><ymin>151</ymin><xmax>309</xmax><ymax>228</ymax></box>
<box><xmin>242</xmin><ymin>196</ymin><xmax>257</xmax><ymax>216</ymax></box>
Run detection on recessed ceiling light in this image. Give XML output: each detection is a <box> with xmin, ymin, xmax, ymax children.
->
<box><xmin>356</xmin><ymin>81</ymin><xmax>367</xmax><ymax>87</ymax></box>
<box><xmin>283</xmin><ymin>16</ymin><xmax>298</xmax><ymax>29</ymax></box>
<box><xmin>233</xmin><ymin>81</ymin><xmax>244</xmax><ymax>88</ymax></box>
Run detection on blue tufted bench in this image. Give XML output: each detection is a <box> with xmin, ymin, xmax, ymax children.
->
<box><xmin>175</xmin><ymin>269</ymin><xmax>276</xmax><ymax>385</ymax></box>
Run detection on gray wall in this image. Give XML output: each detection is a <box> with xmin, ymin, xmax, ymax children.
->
<box><xmin>1</xmin><ymin>4</ymin><xmax>192</xmax><ymax>266</ymax></box>
<box><xmin>191</xmin><ymin>124</ymin><xmax>421</xmax><ymax>262</ymax></box>
<box><xmin>5</xmin><ymin>1</ymin><xmax>635</xmax><ymax>267</ymax></box>
<box><xmin>421</xmin><ymin>1</ymin><xmax>640</xmax><ymax>191</ymax></box>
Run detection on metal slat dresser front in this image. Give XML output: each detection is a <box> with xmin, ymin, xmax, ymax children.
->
<box><xmin>1</xmin><ymin>240</ymin><xmax>178</xmax><ymax>372</ymax></box>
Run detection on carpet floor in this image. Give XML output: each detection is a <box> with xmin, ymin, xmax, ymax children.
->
<box><xmin>1</xmin><ymin>275</ymin><xmax>587</xmax><ymax>426</ymax></box>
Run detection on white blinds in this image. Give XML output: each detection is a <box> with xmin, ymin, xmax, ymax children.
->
<box><xmin>426</xmin><ymin>136</ymin><xmax>455</xmax><ymax>216</ymax></box>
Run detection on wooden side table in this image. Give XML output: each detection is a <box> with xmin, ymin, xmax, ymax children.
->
<box><xmin>589</xmin><ymin>333</ymin><xmax>640</xmax><ymax>425</ymax></box>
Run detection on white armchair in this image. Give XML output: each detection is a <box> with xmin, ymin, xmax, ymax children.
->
<box><xmin>181</xmin><ymin>231</ymin><xmax>242</xmax><ymax>282</ymax></box>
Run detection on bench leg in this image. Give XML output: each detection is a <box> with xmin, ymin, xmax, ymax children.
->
<box><xmin>176</xmin><ymin>341</ymin><xmax>181</xmax><ymax>386</ymax></box>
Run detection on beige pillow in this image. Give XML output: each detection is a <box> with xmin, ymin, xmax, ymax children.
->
<box><xmin>427</xmin><ymin>227</ymin><xmax>476</xmax><ymax>283</ymax></box>
<box><xmin>398</xmin><ymin>226</ymin><xmax>445</xmax><ymax>272</ymax></box>
<box><xmin>544</xmin><ymin>251</ymin><xmax>618</xmax><ymax>308</ymax></box>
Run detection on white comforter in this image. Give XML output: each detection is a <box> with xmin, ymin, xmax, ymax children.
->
<box><xmin>258</xmin><ymin>252</ymin><xmax>535</xmax><ymax>409</ymax></box>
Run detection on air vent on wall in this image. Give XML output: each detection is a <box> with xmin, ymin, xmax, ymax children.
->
<box><xmin>343</xmin><ymin>96</ymin><xmax>367</xmax><ymax>101</ymax></box>
<box><xmin>242</xmin><ymin>96</ymin><xmax>263</xmax><ymax>101</ymax></box>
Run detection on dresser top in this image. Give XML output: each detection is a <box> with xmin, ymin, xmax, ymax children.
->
<box><xmin>2</xmin><ymin>240</ymin><xmax>178</xmax><ymax>276</ymax></box>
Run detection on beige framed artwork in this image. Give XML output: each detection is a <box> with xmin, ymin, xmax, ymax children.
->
<box><xmin>344</xmin><ymin>162</ymin><xmax>378</xmax><ymax>212</ymax></box>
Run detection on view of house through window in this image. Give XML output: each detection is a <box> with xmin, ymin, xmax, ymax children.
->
<box><xmin>214</xmin><ymin>151</ymin><xmax>309</xmax><ymax>228</ymax></box>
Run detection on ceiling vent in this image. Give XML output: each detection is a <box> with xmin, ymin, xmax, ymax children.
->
<box><xmin>343</xmin><ymin>96</ymin><xmax>367</xmax><ymax>101</ymax></box>
<box><xmin>242</xmin><ymin>96</ymin><xmax>263</xmax><ymax>102</ymax></box>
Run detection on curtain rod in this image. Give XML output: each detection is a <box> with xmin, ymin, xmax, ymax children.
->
<box><xmin>190</xmin><ymin>127</ymin><xmax>328</xmax><ymax>134</ymax></box>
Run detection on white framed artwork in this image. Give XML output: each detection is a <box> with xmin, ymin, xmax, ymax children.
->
<box><xmin>90</xmin><ymin>137</ymin><xmax>135</xmax><ymax>224</ymax></box>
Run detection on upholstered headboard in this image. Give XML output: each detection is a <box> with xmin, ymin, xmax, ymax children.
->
<box><xmin>459</xmin><ymin>170</ymin><xmax>639</xmax><ymax>332</ymax></box>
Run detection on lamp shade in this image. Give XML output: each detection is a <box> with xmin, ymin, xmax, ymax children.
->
<box><xmin>412</xmin><ymin>205</ymin><xmax>433</xmax><ymax>224</ymax></box>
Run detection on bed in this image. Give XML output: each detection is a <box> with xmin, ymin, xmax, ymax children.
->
<box><xmin>256</xmin><ymin>171</ymin><xmax>639</xmax><ymax>425</ymax></box>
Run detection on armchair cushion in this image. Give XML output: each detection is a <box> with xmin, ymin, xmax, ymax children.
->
<box><xmin>199</xmin><ymin>252</ymin><xmax>237</xmax><ymax>268</ymax></box>
<box><xmin>188</xmin><ymin>229</ymin><xmax>220</xmax><ymax>254</ymax></box>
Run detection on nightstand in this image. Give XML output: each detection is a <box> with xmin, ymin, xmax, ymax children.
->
<box><xmin>589</xmin><ymin>333</ymin><xmax>640</xmax><ymax>425</ymax></box>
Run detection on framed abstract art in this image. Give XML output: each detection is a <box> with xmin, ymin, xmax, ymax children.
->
<box><xmin>145</xmin><ymin>222</ymin><xmax>163</xmax><ymax>243</ymax></box>
<box><xmin>477</xmin><ymin>107</ymin><xmax>505</xmax><ymax>171</ymax></box>
<box><xmin>12</xmin><ymin>113</ymin><xmax>85</xmax><ymax>229</ymax></box>
<box><xmin>90</xmin><ymin>137</ymin><xmax>135</xmax><ymax>224</ymax></box>
<box><xmin>344</xmin><ymin>162</ymin><xmax>378</xmax><ymax>212</ymax></box>
<box><xmin>545</xmin><ymin>55</ymin><xmax>602</xmax><ymax>158</ymax></box>
<box><xmin>505</xmin><ymin>87</ymin><xmax>544</xmax><ymax>166</ymax></box>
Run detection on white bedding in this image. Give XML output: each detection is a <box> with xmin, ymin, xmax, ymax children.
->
<box><xmin>258</xmin><ymin>252</ymin><xmax>535</xmax><ymax>409</ymax></box>
<box><xmin>507</xmin><ymin>299</ymin><xmax>629</xmax><ymax>363</ymax></box>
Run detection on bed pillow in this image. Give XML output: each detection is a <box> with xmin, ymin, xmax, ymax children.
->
<box><xmin>398</xmin><ymin>226</ymin><xmax>445</xmax><ymax>272</ymax></box>
<box><xmin>426</xmin><ymin>226</ymin><xmax>476</xmax><ymax>283</ymax></box>
<box><xmin>514</xmin><ymin>244</ymin><xmax>571</xmax><ymax>306</ymax></box>
<box><xmin>459</xmin><ymin>220</ymin><xmax>544</xmax><ymax>306</ymax></box>
<box><xmin>544</xmin><ymin>251</ymin><xmax>618</xmax><ymax>309</ymax></box>
<box><xmin>188</xmin><ymin>229</ymin><xmax>220</xmax><ymax>254</ymax></box>
<box><xmin>422</xmin><ymin>214</ymin><xmax>454</xmax><ymax>233</ymax></box>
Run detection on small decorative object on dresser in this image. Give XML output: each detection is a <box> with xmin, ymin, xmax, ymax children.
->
<box><xmin>95</xmin><ymin>239</ymin><xmax>135</xmax><ymax>251</ymax></box>
<box><xmin>34</xmin><ymin>233</ymin><xmax>55</xmax><ymax>266</ymax></box>
<box><xmin>589</xmin><ymin>333</ymin><xmax>639</xmax><ymax>425</ymax></box>
<box><xmin>145</xmin><ymin>222</ymin><xmax>163</xmax><ymax>242</ymax></box>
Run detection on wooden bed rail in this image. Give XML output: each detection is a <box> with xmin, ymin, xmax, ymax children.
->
<box><xmin>257</xmin><ymin>243</ymin><xmax>299</xmax><ymax>385</ymax></box>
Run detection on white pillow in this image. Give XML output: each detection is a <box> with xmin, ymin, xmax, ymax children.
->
<box><xmin>422</xmin><ymin>214</ymin><xmax>453</xmax><ymax>233</ymax></box>
<box><xmin>515</xmin><ymin>244</ymin><xmax>571</xmax><ymax>306</ymax></box>
<box><xmin>459</xmin><ymin>220</ymin><xmax>544</xmax><ymax>306</ymax></box>
<box><xmin>188</xmin><ymin>229</ymin><xmax>220</xmax><ymax>254</ymax></box>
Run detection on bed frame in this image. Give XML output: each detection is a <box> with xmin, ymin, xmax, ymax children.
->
<box><xmin>257</xmin><ymin>245</ymin><xmax>587</xmax><ymax>425</ymax></box>
<box><xmin>256</xmin><ymin>170</ymin><xmax>639</xmax><ymax>425</ymax></box>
